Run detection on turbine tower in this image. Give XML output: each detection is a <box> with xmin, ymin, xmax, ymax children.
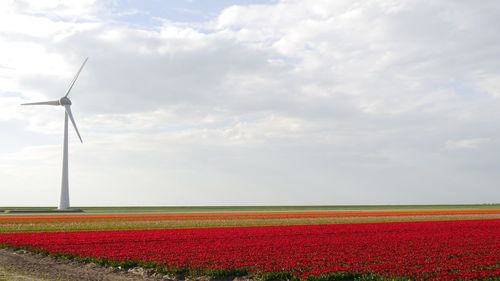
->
<box><xmin>22</xmin><ymin>58</ymin><xmax>88</xmax><ymax>210</ymax></box>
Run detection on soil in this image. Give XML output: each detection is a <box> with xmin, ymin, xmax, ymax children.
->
<box><xmin>0</xmin><ymin>248</ymin><xmax>170</xmax><ymax>281</ymax></box>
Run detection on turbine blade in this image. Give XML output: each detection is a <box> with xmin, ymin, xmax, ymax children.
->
<box><xmin>63</xmin><ymin>104</ymin><xmax>83</xmax><ymax>143</ymax></box>
<box><xmin>21</xmin><ymin>100</ymin><xmax>60</xmax><ymax>106</ymax></box>
<box><xmin>64</xmin><ymin>57</ymin><xmax>88</xmax><ymax>98</ymax></box>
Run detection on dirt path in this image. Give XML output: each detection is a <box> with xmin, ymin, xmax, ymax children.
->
<box><xmin>0</xmin><ymin>248</ymin><xmax>167</xmax><ymax>281</ymax></box>
<box><xmin>0</xmin><ymin>266</ymin><xmax>46</xmax><ymax>281</ymax></box>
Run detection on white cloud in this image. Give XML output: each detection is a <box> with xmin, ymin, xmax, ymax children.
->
<box><xmin>9</xmin><ymin>0</ymin><xmax>99</xmax><ymax>19</ymax></box>
<box><xmin>445</xmin><ymin>138</ymin><xmax>491</xmax><ymax>150</ymax></box>
<box><xmin>475</xmin><ymin>73</ymin><xmax>500</xmax><ymax>98</ymax></box>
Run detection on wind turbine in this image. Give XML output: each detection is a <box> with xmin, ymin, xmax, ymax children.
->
<box><xmin>22</xmin><ymin>58</ymin><xmax>88</xmax><ymax>210</ymax></box>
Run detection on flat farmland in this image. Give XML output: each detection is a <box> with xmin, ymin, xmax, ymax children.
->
<box><xmin>1</xmin><ymin>205</ymin><xmax>499</xmax><ymax>233</ymax></box>
<box><xmin>0</xmin><ymin>205</ymin><xmax>499</xmax><ymax>280</ymax></box>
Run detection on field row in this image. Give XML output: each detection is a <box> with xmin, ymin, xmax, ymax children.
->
<box><xmin>0</xmin><ymin>219</ymin><xmax>498</xmax><ymax>280</ymax></box>
<box><xmin>0</xmin><ymin>210</ymin><xmax>498</xmax><ymax>233</ymax></box>
<box><xmin>3</xmin><ymin>204</ymin><xmax>499</xmax><ymax>214</ymax></box>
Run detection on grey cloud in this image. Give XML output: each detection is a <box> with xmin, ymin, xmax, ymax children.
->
<box><xmin>48</xmin><ymin>28</ymin><xmax>283</xmax><ymax>115</ymax></box>
<box><xmin>3</xmin><ymin>0</ymin><xmax>500</xmax><ymax>205</ymax></box>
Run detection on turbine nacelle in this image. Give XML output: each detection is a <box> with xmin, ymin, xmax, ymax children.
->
<box><xmin>59</xmin><ymin>97</ymin><xmax>72</xmax><ymax>105</ymax></box>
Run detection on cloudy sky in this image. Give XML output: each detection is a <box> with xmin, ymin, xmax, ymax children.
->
<box><xmin>1</xmin><ymin>0</ymin><xmax>499</xmax><ymax>207</ymax></box>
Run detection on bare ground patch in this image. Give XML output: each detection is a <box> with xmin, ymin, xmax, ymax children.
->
<box><xmin>0</xmin><ymin>248</ymin><xmax>169</xmax><ymax>281</ymax></box>
<box><xmin>0</xmin><ymin>248</ymin><xmax>254</xmax><ymax>281</ymax></box>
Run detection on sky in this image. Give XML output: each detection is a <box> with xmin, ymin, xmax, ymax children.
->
<box><xmin>0</xmin><ymin>0</ymin><xmax>499</xmax><ymax>207</ymax></box>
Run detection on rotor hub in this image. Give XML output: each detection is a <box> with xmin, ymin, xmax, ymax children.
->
<box><xmin>59</xmin><ymin>97</ymin><xmax>72</xmax><ymax>105</ymax></box>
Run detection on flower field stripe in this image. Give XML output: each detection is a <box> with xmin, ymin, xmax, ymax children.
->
<box><xmin>0</xmin><ymin>219</ymin><xmax>498</xmax><ymax>280</ymax></box>
<box><xmin>1</xmin><ymin>209</ymin><xmax>498</xmax><ymax>223</ymax></box>
<box><xmin>0</xmin><ymin>209</ymin><xmax>498</xmax><ymax>234</ymax></box>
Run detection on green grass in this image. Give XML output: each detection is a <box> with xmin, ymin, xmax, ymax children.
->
<box><xmin>1</xmin><ymin>204</ymin><xmax>498</xmax><ymax>215</ymax></box>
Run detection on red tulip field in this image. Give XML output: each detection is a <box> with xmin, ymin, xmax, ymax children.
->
<box><xmin>0</xmin><ymin>219</ymin><xmax>498</xmax><ymax>280</ymax></box>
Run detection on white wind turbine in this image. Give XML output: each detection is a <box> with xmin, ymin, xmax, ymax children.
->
<box><xmin>22</xmin><ymin>58</ymin><xmax>88</xmax><ymax>210</ymax></box>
